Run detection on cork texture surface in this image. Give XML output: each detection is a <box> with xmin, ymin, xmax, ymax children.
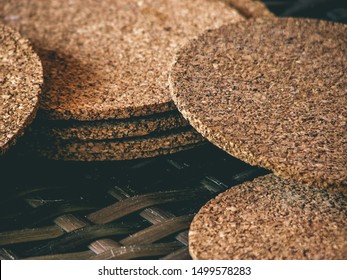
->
<box><xmin>0</xmin><ymin>24</ymin><xmax>43</xmax><ymax>155</ymax></box>
<box><xmin>31</xmin><ymin>128</ymin><xmax>205</xmax><ymax>161</ymax></box>
<box><xmin>36</xmin><ymin>111</ymin><xmax>189</xmax><ymax>141</ymax></box>
<box><xmin>1</xmin><ymin>0</ymin><xmax>245</xmax><ymax>121</ymax></box>
<box><xmin>220</xmin><ymin>0</ymin><xmax>274</xmax><ymax>18</ymax></box>
<box><xmin>170</xmin><ymin>18</ymin><xmax>347</xmax><ymax>188</ymax></box>
<box><xmin>189</xmin><ymin>174</ymin><xmax>347</xmax><ymax>260</ymax></box>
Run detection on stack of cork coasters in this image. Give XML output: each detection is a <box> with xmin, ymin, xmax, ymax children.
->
<box><xmin>0</xmin><ymin>24</ymin><xmax>43</xmax><ymax>155</ymax></box>
<box><xmin>169</xmin><ymin>17</ymin><xmax>347</xmax><ymax>259</ymax></box>
<box><xmin>1</xmin><ymin>0</ymin><xmax>269</xmax><ymax>161</ymax></box>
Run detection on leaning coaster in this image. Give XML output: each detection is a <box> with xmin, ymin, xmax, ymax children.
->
<box><xmin>170</xmin><ymin>18</ymin><xmax>347</xmax><ymax>188</ymax></box>
<box><xmin>1</xmin><ymin>0</ymin><xmax>247</xmax><ymax>121</ymax></box>
<box><xmin>219</xmin><ymin>0</ymin><xmax>274</xmax><ymax>18</ymax></box>
<box><xmin>0</xmin><ymin>24</ymin><xmax>43</xmax><ymax>155</ymax></box>
<box><xmin>189</xmin><ymin>174</ymin><xmax>347</xmax><ymax>260</ymax></box>
<box><xmin>33</xmin><ymin>129</ymin><xmax>205</xmax><ymax>161</ymax></box>
<box><xmin>37</xmin><ymin>111</ymin><xmax>189</xmax><ymax>141</ymax></box>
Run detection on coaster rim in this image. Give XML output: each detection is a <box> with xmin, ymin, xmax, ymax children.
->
<box><xmin>0</xmin><ymin>24</ymin><xmax>43</xmax><ymax>155</ymax></box>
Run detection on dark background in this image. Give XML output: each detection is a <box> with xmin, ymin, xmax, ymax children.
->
<box><xmin>263</xmin><ymin>0</ymin><xmax>347</xmax><ymax>23</ymax></box>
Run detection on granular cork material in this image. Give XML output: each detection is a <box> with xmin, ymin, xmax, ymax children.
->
<box><xmin>189</xmin><ymin>174</ymin><xmax>347</xmax><ymax>260</ymax></box>
<box><xmin>1</xmin><ymin>0</ymin><xmax>244</xmax><ymax>121</ymax></box>
<box><xmin>170</xmin><ymin>18</ymin><xmax>347</xmax><ymax>188</ymax></box>
<box><xmin>37</xmin><ymin>111</ymin><xmax>189</xmax><ymax>141</ymax></box>
<box><xmin>39</xmin><ymin>143</ymin><xmax>202</xmax><ymax>162</ymax></box>
<box><xmin>32</xmin><ymin>129</ymin><xmax>205</xmax><ymax>161</ymax></box>
<box><xmin>220</xmin><ymin>0</ymin><xmax>274</xmax><ymax>18</ymax></box>
<box><xmin>0</xmin><ymin>24</ymin><xmax>42</xmax><ymax>155</ymax></box>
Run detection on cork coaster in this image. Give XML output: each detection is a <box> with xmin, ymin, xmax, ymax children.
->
<box><xmin>189</xmin><ymin>174</ymin><xmax>347</xmax><ymax>260</ymax></box>
<box><xmin>170</xmin><ymin>18</ymin><xmax>347</xmax><ymax>188</ymax></box>
<box><xmin>1</xmin><ymin>0</ymin><xmax>247</xmax><ymax>121</ymax></box>
<box><xmin>37</xmin><ymin>111</ymin><xmax>189</xmax><ymax>141</ymax></box>
<box><xmin>219</xmin><ymin>0</ymin><xmax>274</xmax><ymax>18</ymax></box>
<box><xmin>32</xmin><ymin>129</ymin><xmax>205</xmax><ymax>161</ymax></box>
<box><xmin>0</xmin><ymin>24</ymin><xmax>43</xmax><ymax>155</ymax></box>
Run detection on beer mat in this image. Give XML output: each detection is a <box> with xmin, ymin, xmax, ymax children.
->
<box><xmin>1</xmin><ymin>0</ymin><xmax>244</xmax><ymax>120</ymax></box>
<box><xmin>0</xmin><ymin>24</ymin><xmax>43</xmax><ymax>155</ymax></box>
<box><xmin>220</xmin><ymin>0</ymin><xmax>274</xmax><ymax>18</ymax></box>
<box><xmin>36</xmin><ymin>111</ymin><xmax>188</xmax><ymax>141</ymax></box>
<box><xmin>189</xmin><ymin>174</ymin><xmax>347</xmax><ymax>260</ymax></box>
<box><xmin>170</xmin><ymin>18</ymin><xmax>347</xmax><ymax>188</ymax></box>
<box><xmin>28</xmin><ymin>128</ymin><xmax>205</xmax><ymax>161</ymax></box>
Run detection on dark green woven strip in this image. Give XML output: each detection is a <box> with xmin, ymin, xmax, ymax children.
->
<box><xmin>121</xmin><ymin>215</ymin><xmax>194</xmax><ymax>245</ymax></box>
<box><xmin>26</xmin><ymin>251</ymin><xmax>94</xmax><ymax>260</ymax></box>
<box><xmin>161</xmin><ymin>247</ymin><xmax>191</xmax><ymax>260</ymax></box>
<box><xmin>0</xmin><ymin>225</ymin><xmax>64</xmax><ymax>246</ymax></box>
<box><xmin>87</xmin><ymin>189</ymin><xmax>202</xmax><ymax>224</ymax></box>
<box><xmin>22</xmin><ymin>222</ymin><xmax>145</xmax><ymax>257</ymax></box>
<box><xmin>90</xmin><ymin>241</ymin><xmax>183</xmax><ymax>260</ymax></box>
<box><xmin>1</xmin><ymin>201</ymin><xmax>98</xmax><ymax>229</ymax></box>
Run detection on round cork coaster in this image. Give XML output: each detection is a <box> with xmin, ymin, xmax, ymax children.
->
<box><xmin>219</xmin><ymin>0</ymin><xmax>274</xmax><ymax>18</ymax></box>
<box><xmin>0</xmin><ymin>24</ymin><xmax>43</xmax><ymax>155</ymax></box>
<box><xmin>170</xmin><ymin>18</ymin><xmax>347</xmax><ymax>188</ymax></box>
<box><xmin>1</xmin><ymin>0</ymin><xmax>246</xmax><ymax>121</ymax></box>
<box><xmin>37</xmin><ymin>111</ymin><xmax>189</xmax><ymax>141</ymax></box>
<box><xmin>32</xmin><ymin>129</ymin><xmax>205</xmax><ymax>161</ymax></box>
<box><xmin>189</xmin><ymin>174</ymin><xmax>347</xmax><ymax>260</ymax></box>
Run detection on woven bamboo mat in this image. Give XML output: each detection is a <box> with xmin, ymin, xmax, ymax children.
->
<box><xmin>0</xmin><ymin>143</ymin><xmax>268</xmax><ymax>260</ymax></box>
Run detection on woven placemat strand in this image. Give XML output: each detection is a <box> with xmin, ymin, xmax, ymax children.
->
<box><xmin>0</xmin><ymin>144</ymin><xmax>268</xmax><ymax>260</ymax></box>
